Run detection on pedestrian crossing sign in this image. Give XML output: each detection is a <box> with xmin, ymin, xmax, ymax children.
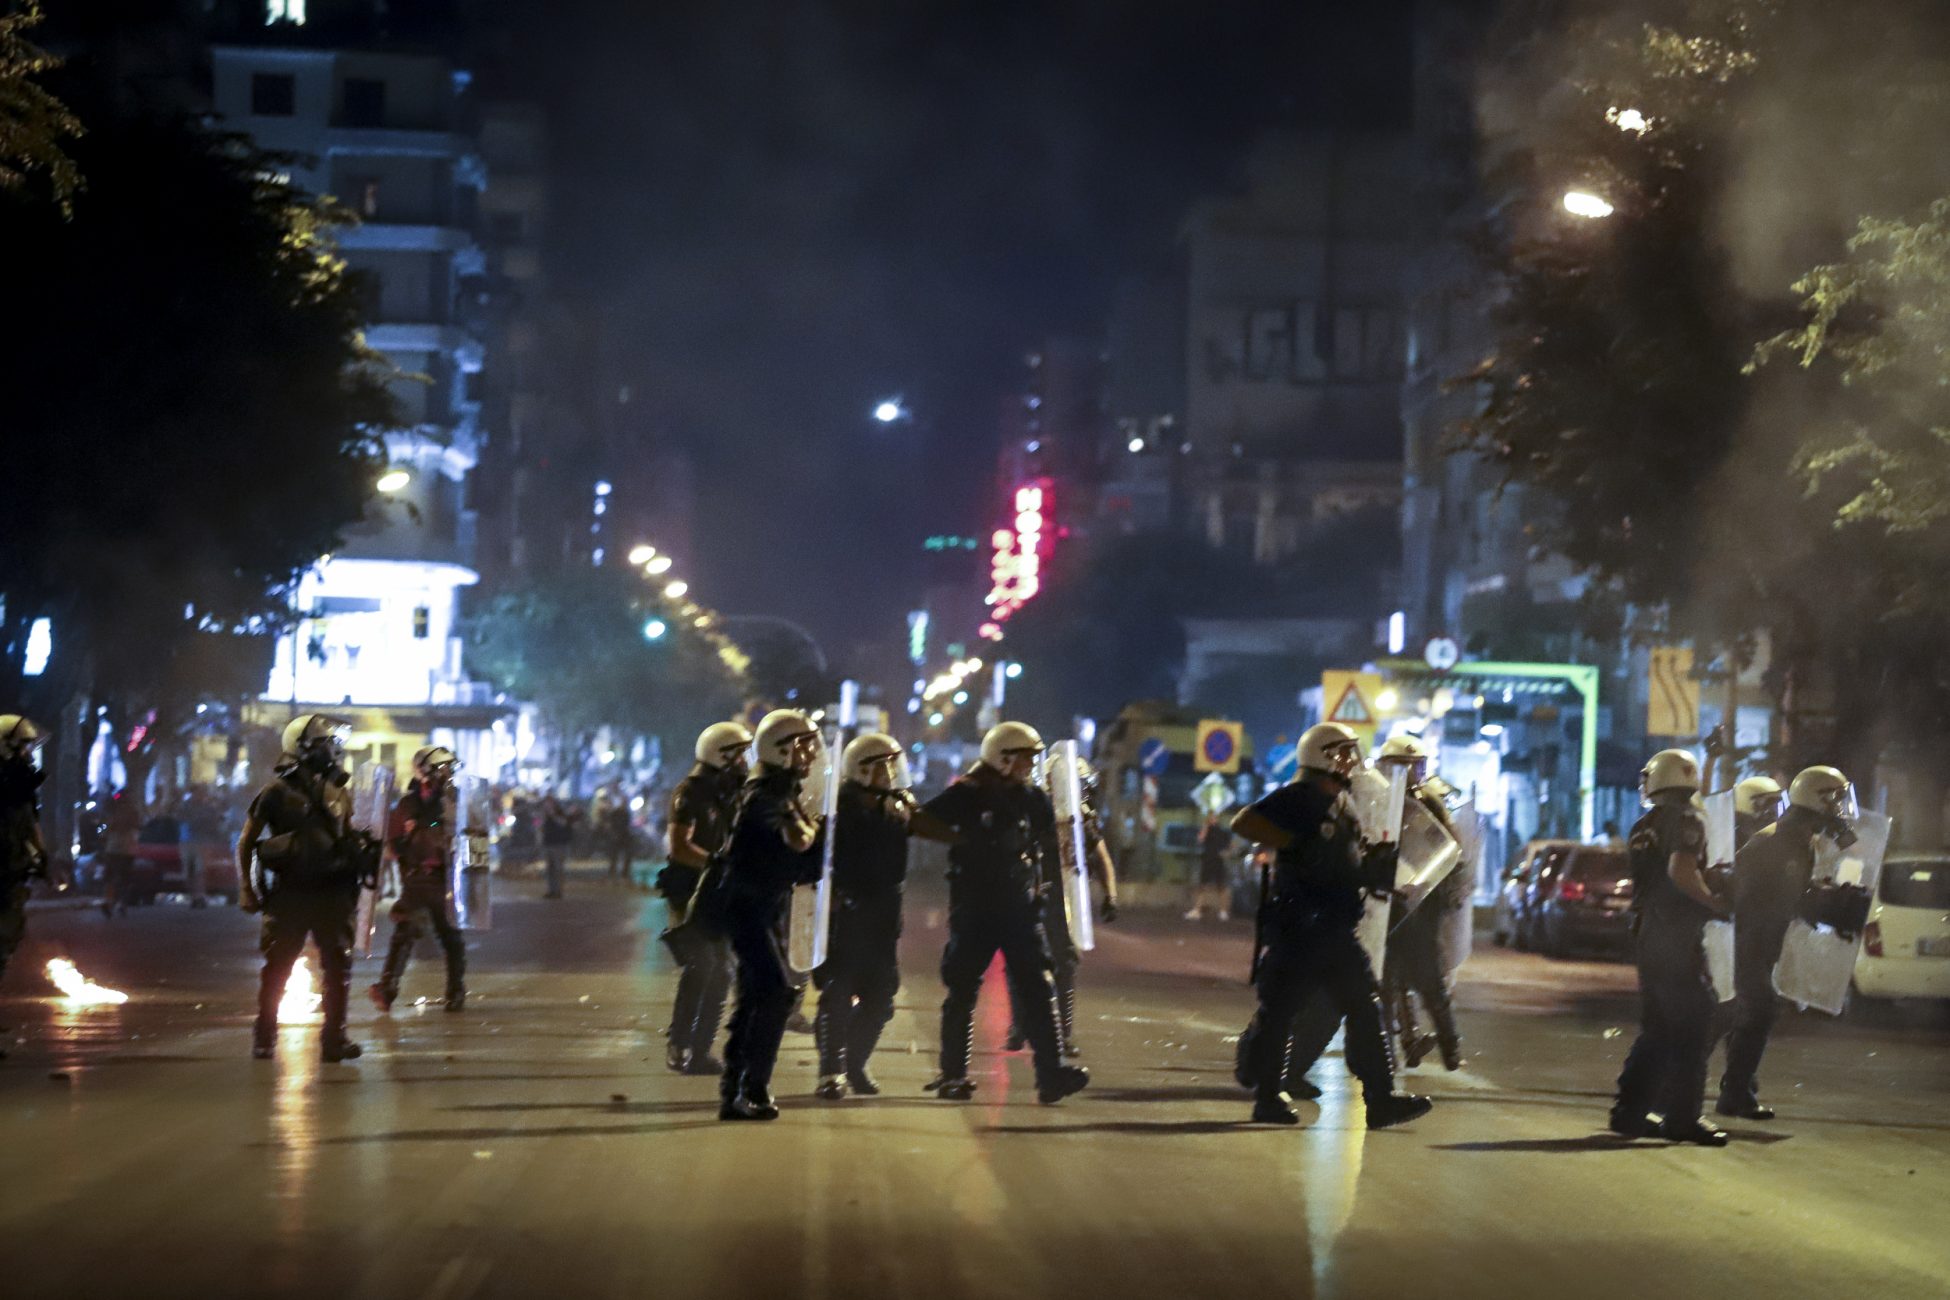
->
<box><xmin>1328</xmin><ymin>683</ymin><xmax>1372</xmax><ymax>726</ymax></box>
<box><xmin>1320</xmin><ymin>669</ymin><xmax>1384</xmax><ymax>751</ymax></box>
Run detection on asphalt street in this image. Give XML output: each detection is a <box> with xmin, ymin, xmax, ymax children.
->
<box><xmin>3</xmin><ymin>867</ymin><xmax>1947</xmax><ymax>1300</ymax></box>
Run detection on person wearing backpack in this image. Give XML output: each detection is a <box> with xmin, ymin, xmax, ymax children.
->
<box><xmin>237</xmin><ymin>714</ymin><xmax>373</xmax><ymax>1063</ymax></box>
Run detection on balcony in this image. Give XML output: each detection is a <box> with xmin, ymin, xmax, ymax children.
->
<box><xmin>336</xmin><ymin>223</ymin><xmax>477</xmax><ymax>254</ymax></box>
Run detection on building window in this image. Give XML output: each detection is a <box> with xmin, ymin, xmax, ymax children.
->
<box><xmin>412</xmin><ymin>606</ymin><xmax>431</xmax><ymax>639</ymax></box>
<box><xmin>251</xmin><ymin>72</ymin><xmax>295</xmax><ymax>117</ymax></box>
<box><xmin>342</xmin><ymin>77</ymin><xmax>386</xmax><ymax>128</ymax></box>
<box><xmin>358</xmin><ymin>178</ymin><xmax>380</xmax><ymax>218</ymax></box>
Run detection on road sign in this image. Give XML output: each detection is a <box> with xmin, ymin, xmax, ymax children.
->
<box><xmin>1424</xmin><ymin>636</ymin><xmax>1460</xmax><ymax>670</ymax></box>
<box><xmin>1194</xmin><ymin>719</ymin><xmax>1243</xmax><ymax>774</ymax></box>
<box><xmin>1192</xmin><ymin>772</ymin><xmax>1236</xmax><ymax>815</ymax></box>
<box><xmin>1321</xmin><ymin>669</ymin><xmax>1384</xmax><ymax>751</ymax></box>
<box><xmin>1647</xmin><ymin>645</ymin><xmax>1699</xmax><ymax>737</ymax></box>
<box><xmin>1138</xmin><ymin>737</ymin><xmax>1170</xmax><ymax>777</ymax></box>
<box><xmin>1265</xmin><ymin>742</ymin><xmax>1298</xmax><ymax>785</ymax></box>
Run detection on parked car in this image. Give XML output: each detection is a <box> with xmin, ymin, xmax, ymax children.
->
<box><xmin>1530</xmin><ymin>845</ymin><xmax>1635</xmax><ymax>957</ymax></box>
<box><xmin>1492</xmin><ymin>839</ymin><xmax>1577</xmax><ymax>948</ymax></box>
<box><xmin>1852</xmin><ymin>853</ymin><xmax>1950</xmax><ymax>1002</ymax></box>
<box><xmin>127</xmin><ymin>816</ymin><xmax>241</xmax><ymax>905</ymax></box>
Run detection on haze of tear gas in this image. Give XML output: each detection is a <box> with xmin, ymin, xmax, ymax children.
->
<box><xmin>1472</xmin><ymin>0</ymin><xmax>1950</xmax><ymax>761</ymax></box>
<box><xmin>489</xmin><ymin>0</ymin><xmax>1414</xmax><ymax>652</ymax></box>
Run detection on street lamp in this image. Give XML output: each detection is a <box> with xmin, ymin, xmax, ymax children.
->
<box><xmin>646</xmin><ymin>554</ymin><xmax>674</xmax><ymax>575</ymax></box>
<box><xmin>664</xmin><ymin>580</ymin><xmax>689</xmax><ymax>599</ymax></box>
<box><xmin>376</xmin><ymin>468</ymin><xmax>412</xmax><ymax>493</ymax></box>
<box><xmin>643</xmin><ymin>618</ymin><xmax>668</xmax><ymax>641</ymax></box>
<box><xmin>873</xmin><ymin>398</ymin><xmax>908</xmax><ymax>424</ymax></box>
<box><xmin>1562</xmin><ymin>189</ymin><xmax>1615</xmax><ymax>219</ymax></box>
<box><xmin>628</xmin><ymin>544</ymin><xmax>656</xmax><ymax>566</ymax></box>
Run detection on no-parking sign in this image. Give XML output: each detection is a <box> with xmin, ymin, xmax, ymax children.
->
<box><xmin>1194</xmin><ymin>719</ymin><xmax>1243</xmax><ymax>774</ymax></box>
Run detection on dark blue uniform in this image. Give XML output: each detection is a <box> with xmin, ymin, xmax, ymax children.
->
<box><xmin>661</xmin><ymin>763</ymin><xmax>741</xmax><ymax>1069</ymax></box>
<box><xmin>1718</xmin><ymin>806</ymin><xmax>1821</xmax><ymax>1111</ymax></box>
<box><xmin>812</xmin><ymin>782</ymin><xmax>911</xmax><ymax>1084</ymax></box>
<box><xmin>1241</xmin><ymin>776</ymin><xmax>1399</xmax><ymax>1109</ymax></box>
<box><xmin>1613</xmin><ymin>798</ymin><xmax>1717</xmax><ymax>1132</ymax></box>
<box><xmin>922</xmin><ymin>765</ymin><xmax>1066</xmax><ymax>1086</ymax></box>
<box><xmin>716</xmin><ymin>766</ymin><xmax>823</xmax><ymax>1107</ymax></box>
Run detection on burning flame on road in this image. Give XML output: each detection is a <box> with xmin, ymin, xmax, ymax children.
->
<box><xmin>278</xmin><ymin>955</ymin><xmax>323</xmax><ymax>1024</ymax></box>
<box><xmin>45</xmin><ymin>958</ymin><xmax>129</xmax><ymax>1006</ymax></box>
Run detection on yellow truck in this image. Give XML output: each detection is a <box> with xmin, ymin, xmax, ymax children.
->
<box><xmin>1093</xmin><ymin>701</ymin><xmax>1254</xmax><ymax>882</ymax></box>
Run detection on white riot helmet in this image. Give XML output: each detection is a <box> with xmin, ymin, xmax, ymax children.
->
<box><xmin>979</xmin><ymin>721</ymin><xmax>1045</xmax><ymax>773</ymax></box>
<box><xmin>1787</xmin><ymin>766</ymin><xmax>1857</xmax><ymax>821</ymax></box>
<box><xmin>1297</xmin><ymin>722</ymin><xmax>1363</xmax><ymax>780</ymax></box>
<box><xmin>281</xmin><ymin>713</ymin><xmax>349</xmax><ymax>768</ymax></box>
<box><xmin>843</xmin><ymin>732</ymin><xmax>908</xmax><ymax>788</ymax></box>
<box><xmin>1640</xmin><ymin>748</ymin><xmax>1701</xmax><ymax>804</ymax></box>
<box><xmin>412</xmin><ymin>745</ymin><xmax>459</xmax><ymax>785</ymax></box>
<box><xmin>1733</xmin><ymin>775</ymin><xmax>1784</xmax><ymax>819</ymax></box>
<box><xmin>695</xmin><ymin>721</ymin><xmax>754</xmax><ymax>771</ymax></box>
<box><xmin>1374</xmin><ymin>732</ymin><xmax>1433</xmax><ymax>784</ymax></box>
<box><xmin>753</xmin><ymin>709</ymin><xmax>820</xmax><ymax>771</ymax></box>
<box><xmin>0</xmin><ymin>714</ymin><xmax>46</xmax><ymax>762</ymax></box>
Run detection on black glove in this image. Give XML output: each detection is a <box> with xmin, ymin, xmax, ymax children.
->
<box><xmin>1800</xmin><ymin>881</ymin><xmax>1872</xmax><ymax>939</ymax></box>
<box><xmin>1360</xmin><ymin>842</ymin><xmax>1400</xmax><ymax>895</ymax></box>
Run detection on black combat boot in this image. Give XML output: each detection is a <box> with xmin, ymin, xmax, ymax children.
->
<box><xmin>1365</xmin><ymin>1093</ymin><xmax>1433</xmax><ymax>1130</ymax></box>
<box><xmin>1036</xmin><ymin>1064</ymin><xmax>1089</xmax><ymax>1105</ymax></box>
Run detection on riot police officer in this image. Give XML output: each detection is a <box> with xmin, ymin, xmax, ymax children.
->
<box><xmin>813</xmin><ymin>733</ymin><xmax>912</xmax><ymax>1100</ymax></box>
<box><xmin>1732</xmin><ymin>775</ymin><xmax>1784</xmax><ymax>853</ymax></box>
<box><xmin>1230</xmin><ymin>722</ymin><xmax>1430</xmax><ymax>1128</ymax></box>
<box><xmin>1007</xmin><ymin>756</ymin><xmax>1119</xmax><ymax>1059</ymax></box>
<box><xmin>911</xmin><ymin>722</ymin><xmax>1089</xmax><ymax>1105</ymax></box>
<box><xmin>660</xmin><ymin>721</ymin><xmax>750</xmax><ymax>1075</ymax></box>
<box><xmin>1611</xmin><ymin>748</ymin><xmax>1728</xmax><ymax>1145</ymax></box>
<box><xmin>237</xmin><ymin>715</ymin><xmax>373</xmax><ymax>1063</ymax></box>
<box><xmin>369</xmin><ymin>746</ymin><xmax>467</xmax><ymax>1014</ymax></box>
<box><xmin>0</xmin><ymin>716</ymin><xmax>50</xmax><ymax>1019</ymax></box>
<box><xmin>714</xmin><ymin>710</ymin><xmax>824</xmax><ymax>1121</ymax></box>
<box><xmin>1716</xmin><ymin>766</ymin><xmax>1854</xmax><ymax>1121</ymax></box>
<box><xmin>1374</xmin><ymin>734</ymin><xmax>1467</xmax><ymax>1072</ymax></box>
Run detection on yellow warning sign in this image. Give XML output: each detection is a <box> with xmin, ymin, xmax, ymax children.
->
<box><xmin>1320</xmin><ymin>670</ymin><xmax>1383</xmax><ymax>751</ymax></box>
<box><xmin>1194</xmin><ymin>719</ymin><xmax>1244</xmax><ymax>774</ymax></box>
<box><xmin>1647</xmin><ymin>645</ymin><xmax>1699</xmax><ymax>737</ymax></box>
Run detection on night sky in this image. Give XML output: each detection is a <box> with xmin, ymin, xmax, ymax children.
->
<box><xmin>496</xmin><ymin>0</ymin><xmax>1415</xmax><ymax>655</ymax></box>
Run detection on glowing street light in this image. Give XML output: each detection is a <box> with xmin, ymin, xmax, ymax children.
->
<box><xmin>646</xmin><ymin>554</ymin><xmax>674</xmax><ymax>575</ymax></box>
<box><xmin>628</xmin><ymin>544</ymin><xmax>656</xmax><ymax>566</ymax></box>
<box><xmin>664</xmin><ymin>580</ymin><xmax>689</xmax><ymax>599</ymax></box>
<box><xmin>873</xmin><ymin>398</ymin><xmax>908</xmax><ymax>424</ymax></box>
<box><xmin>376</xmin><ymin>468</ymin><xmax>412</xmax><ymax>494</ymax></box>
<box><xmin>1562</xmin><ymin>189</ymin><xmax>1615</xmax><ymax>219</ymax></box>
<box><xmin>643</xmin><ymin>618</ymin><xmax>668</xmax><ymax>641</ymax></box>
<box><xmin>1127</xmin><ymin>436</ymin><xmax>1145</xmax><ymax>454</ymax></box>
<box><xmin>1004</xmin><ymin>661</ymin><xmax>1022</xmax><ymax>680</ymax></box>
<box><xmin>1608</xmin><ymin>105</ymin><xmax>1649</xmax><ymax>134</ymax></box>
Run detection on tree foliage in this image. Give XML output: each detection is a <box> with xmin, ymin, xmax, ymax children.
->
<box><xmin>0</xmin><ymin>93</ymin><xmax>397</xmax><ymax>747</ymax></box>
<box><xmin>0</xmin><ymin>2</ymin><xmax>80</xmax><ymax>211</ymax></box>
<box><xmin>464</xmin><ymin>565</ymin><xmax>746</xmax><ymax>767</ymax></box>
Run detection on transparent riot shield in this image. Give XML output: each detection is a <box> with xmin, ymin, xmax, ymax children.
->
<box><xmin>1443</xmin><ymin>797</ymin><xmax>1481</xmax><ymax>973</ymax></box>
<box><xmin>349</xmin><ymin>760</ymin><xmax>395</xmax><ymax>958</ymax></box>
<box><xmin>1704</xmin><ymin>919</ymin><xmax>1737</xmax><ymax>1002</ymax></box>
<box><xmin>1703</xmin><ymin>790</ymin><xmax>1737</xmax><ymax>874</ymax></box>
<box><xmin>453</xmin><ymin>774</ymin><xmax>493</xmax><ymax>931</ymax></box>
<box><xmin>1046</xmin><ymin>739</ymin><xmax>1096</xmax><ymax>953</ymax></box>
<box><xmin>1391</xmin><ymin>796</ymin><xmax>1463</xmax><ymax>921</ymax></box>
<box><xmin>1773</xmin><ymin>809</ymin><xmax>1891</xmax><ymax>1015</ymax></box>
<box><xmin>1346</xmin><ymin>766</ymin><xmax>1410</xmax><ymax>845</ymax></box>
<box><xmin>787</xmin><ymin>726</ymin><xmax>839</xmax><ymax>975</ymax></box>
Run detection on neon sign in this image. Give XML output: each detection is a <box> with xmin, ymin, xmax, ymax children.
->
<box><xmin>987</xmin><ymin>480</ymin><xmax>1051</xmax><ymax>623</ymax></box>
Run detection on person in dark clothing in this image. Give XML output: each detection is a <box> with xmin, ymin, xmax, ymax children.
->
<box><xmin>1188</xmin><ymin>814</ymin><xmax>1234</xmax><ymax>921</ymax></box>
<box><xmin>660</xmin><ymin>721</ymin><xmax>750</xmax><ymax>1075</ymax></box>
<box><xmin>1374</xmin><ymin>734</ymin><xmax>1467</xmax><ymax>1072</ymax></box>
<box><xmin>1611</xmin><ymin>748</ymin><xmax>1729</xmax><ymax>1146</ymax></box>
<box><xmin>0</xmin><ymin>716</ymin><xmax>51</xmax><ymax>1026</ymax></box>
<box><xmin>601</xmin><ymin>788</ymin><xmax>635</xmax><ymax>879</ymax></box>
<box><xmin>910</xmin><ymin>721</ymin><xmax>1089</xmax><ymax>1105</ymax></box>
<box><xmin>1731</xmin><ymin>776</ymin><xmax>1784</xmax><ymax>855</ymax></box>
<box><xmin>715</xmin><ymin>710</ymin><xmax>826</xmax><ymax>1121</ymax></box>
<box><xmin>237</xmin><ymin>714</ymin><xmax>371</xmax><ymax>1063</ymax></box>
<box><xmin>813</xmin><ymin>733</ymin><xmax>912</xmax><ymax>1099</ymax></box>
<box><xmin>1230</xmin><ymin>722</ymin><xmax>1431</xmax><ymax>1130</ymax></box>
<box><xmin>369</xmin><ymin>746</ymin><xmax>467</xmax><ymax>1014</ymax></box>
<box><xmin>538</xmin><ymin>791</ymin><xmax>575</xmax><ymax>899</ymax></box>
<box><xmin>1007</xmin><ymin>756</ymin><xmax>1118</xmax><ymax>1059</ymax></box>
<box><xmin>1715</xmin><ymin>766</ymin><xmax>1855</xmax><ymax>1121</ymax></box>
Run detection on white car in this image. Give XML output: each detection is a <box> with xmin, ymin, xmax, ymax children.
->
<box><xmin>1852</xmin><ymin>853</ymin><xmax>1950</xmax><ymax>1001</ymax></box>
